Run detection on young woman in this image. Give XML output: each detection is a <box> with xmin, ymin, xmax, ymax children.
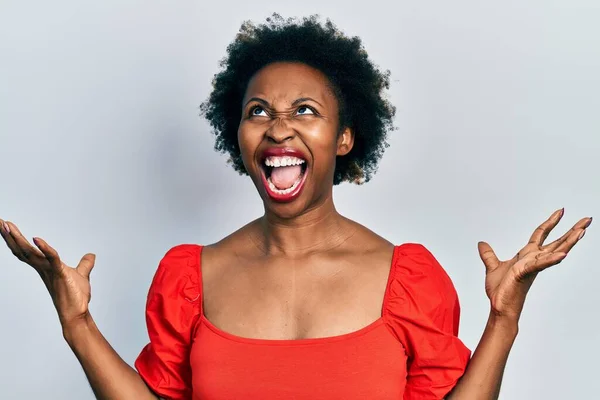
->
<box><xmin>0</xmin><ymin>15</ymin><xmax>591</xmax><ymax>400</ymax></box>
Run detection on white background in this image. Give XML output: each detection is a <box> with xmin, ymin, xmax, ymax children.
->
<box><xmin>1</xmin><ymin>1</ymin><xmax>598</xmax><ymax>398</ymax></box>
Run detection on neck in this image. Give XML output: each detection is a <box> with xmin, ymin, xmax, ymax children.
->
<box><xmin>251</xmin><ymin>196</ymin><xmax>355</xmax><ymax>257</ymax></box>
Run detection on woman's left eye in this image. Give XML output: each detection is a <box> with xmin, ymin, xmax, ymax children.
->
<box><xmin>296</xmin><ymin>106</ymin><xmax>314</xmax><ymax>115</ymax></box>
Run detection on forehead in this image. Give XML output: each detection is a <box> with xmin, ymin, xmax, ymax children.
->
<box><xmin>243</xmin><ymin>62</ymin><xmax>337</xmax><ymax>106</ymax></box>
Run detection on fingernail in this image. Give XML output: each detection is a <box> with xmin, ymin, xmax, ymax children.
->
<box><xmin>559</xmin><ymin>208</ymin><xmax>565</xmax><ymax>217</ymax></box>
<box><xmin>585</xmin><ymin>217</ymin><xmax>593</xmax><ymax>228</ymax></box>
<box><xmin>578</xmin><ymin>230</ymin><xmax>586</xmax><ymax>240</ymax></box>
<box><xmin>2</xmin><ymin>222</ymin><xmax>9</xmax><ymax>234</ymax></box>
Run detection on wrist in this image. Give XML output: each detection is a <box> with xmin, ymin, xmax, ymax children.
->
<box><xmin>62</xmin><ymin>313</ymin><xmax>95</xmax><ymax>345</ymax></box>
<box><xmin>486</xmin><ymin>311</ymin><xmax>519</xmax><ymax>341</ymax></box>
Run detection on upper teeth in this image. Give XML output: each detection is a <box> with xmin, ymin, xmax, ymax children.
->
<box><xmin>265</xmin><ymin>156</ymin><xmax>306</xmax><ymax>168</ymax></box>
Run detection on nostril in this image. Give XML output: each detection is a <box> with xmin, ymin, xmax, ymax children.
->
<box><xmin>267</xmin><ymin>134</ymin><xmax>294</xmax><ymax>144</ymax></box>
<box><xmin>265</xmin><ymin>123</ymin><xmax>296</xmax><ymax>143</ymax></box>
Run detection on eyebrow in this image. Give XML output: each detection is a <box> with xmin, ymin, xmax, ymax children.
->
<box><xmin>244</xmin><ymin>97</ymin><xmax>324</xmax><ymax>108</ymax></box>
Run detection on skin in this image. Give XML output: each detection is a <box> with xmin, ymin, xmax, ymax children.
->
<box><xmin>203</xmin><ymin>62</ymin><xmax>395</xmax><ymax>340</ymax></box>
<box><xmin>0</xmin><ymin>61</ymin><xmax>592</xmax><ymax>399</ymax></box>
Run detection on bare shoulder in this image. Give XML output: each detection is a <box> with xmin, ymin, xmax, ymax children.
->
<box><xmin>337</xmin><ymin>217</ymin><xmax>396</xmax><ymax>268</ymax></box>
<box><xmin>342</xmin><ymin>217</ymin><xmax>394</xmax><ymax>252</ymax></box>
<box><xmin>200</xmin><ymin>219</ymin><xmax>261</xmax><ymax>282</ymax></box>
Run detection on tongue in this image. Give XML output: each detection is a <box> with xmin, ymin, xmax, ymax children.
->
<box><xmin>270</xmin><ymin>165</ymin><xmax>302</xmax><ymax>190</ymax></box>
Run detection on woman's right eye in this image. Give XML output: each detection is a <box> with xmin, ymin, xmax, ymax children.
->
<box><xmin>250</xmin><ymin>106</ymin><xmax>267</xmax><ymax>117</ymax></box>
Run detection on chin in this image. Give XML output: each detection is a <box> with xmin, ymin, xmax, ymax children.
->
<box><xmin>256</xmin><ymin>177</ymin><xmax>313</xmax><ymax>219</ymax></box>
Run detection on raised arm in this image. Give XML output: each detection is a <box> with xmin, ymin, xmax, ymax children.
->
<box><xmin>446</xmin><ymin>209</ymin><xmax>592</xmax><ymax>399</ymax></box>
<box><xmin>0</xmin><ymin>219</ymin><xmax>157</xmax><ymax>400</ymax></box>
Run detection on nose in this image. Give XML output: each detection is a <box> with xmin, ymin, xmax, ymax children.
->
<box><xmin>265</xmin><ymin>117</ymin><xmax>295</xmax><ymax>143</ymax></box>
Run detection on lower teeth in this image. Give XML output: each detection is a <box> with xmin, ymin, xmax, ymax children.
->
<box><xmin>267</xmin><ymin>176</ymin><xmax>302</xmax><ymax>195</ymax></box>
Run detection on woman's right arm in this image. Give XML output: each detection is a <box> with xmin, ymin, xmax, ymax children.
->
<box><xmin>0</xmin><ymin>219</ymin><xmax>157</xmax><ymax>400</ymax></box>
<box><xmin>63</xmin><ymin>315</ymin><xmax>158</xmax><ymax>400</ymax></box>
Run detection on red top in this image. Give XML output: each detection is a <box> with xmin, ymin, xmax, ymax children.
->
<box><xmin>135</xmin><ymin>244</ymin><xmax>471</xmax><ymax>400</ymax></box>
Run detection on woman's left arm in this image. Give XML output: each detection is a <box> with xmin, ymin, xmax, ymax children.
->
<box><xmin>447</xmin><ymin>208</ymin><xmax>592</xmax><ymax>400</ymax></box>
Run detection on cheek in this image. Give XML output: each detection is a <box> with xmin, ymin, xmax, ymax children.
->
<box><xmin>295</xmin><ymin>120</ymin><xmax>339</xmax><ymax>157</ymax></box>
<box><xmin>237</xmin><ymin>122</ymin><xmax>263</xmax><ymax>169</ymax></box>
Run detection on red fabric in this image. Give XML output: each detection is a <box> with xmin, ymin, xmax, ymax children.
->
<box><xmin>135</xmin><ymin>243</ymin><xmax>471</xmax><ymax>400</ymax></box>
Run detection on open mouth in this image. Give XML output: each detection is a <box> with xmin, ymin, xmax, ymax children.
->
<box><xmin>259</xmin><ymin>149</ymin><xmax>308</xmax><ymax>202</ymax></box>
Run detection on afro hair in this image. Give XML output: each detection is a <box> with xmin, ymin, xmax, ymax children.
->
<box><xmin>200</xmin><ymin>14</ymin><xmax>396</xmax><ymax>184</ymax></box>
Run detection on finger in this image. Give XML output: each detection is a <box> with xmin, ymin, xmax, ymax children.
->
<box><xmin>32</xmin><ymin>236</ymin><xmax>64</xmax><ymax>272</ymax></box>
<box><xmin>521</xmin><ymin>251</ymin><xmax>568</xmax><ymax>275</ymax></box>
<box><xmin>0</xmin><ymin>219</ymin><xmax>13</xmax><ymax>241</ymax></box>
<box><xmin>478</xmin><ymin>241</ymin><xmax>500</xmax><ymax>272</ymax></box>
<box><xmin>528</xmin><ymin>208</ymin><xmax>564</xmax><ymax>247</ymax></box>
<box><xmin>543</xmin><ymin>217</ymin><xmax>592</xmax><ymax>252</ymax></box>
<box><xmin>1</xmin><ymin>220</ymin><xmax>29</xmax><ymax>263</ymax></box>
<box><xmin>2</xmin><ymin>221</ymin><xmax>46</xmax><ymax>264</ymax></box>
<box><xmin>553</xmin><ymin>228</ymin><xmax>586</xmax><ymax>254</ymax></box>
<box><xmin>76</xmin><ymin>253</ymin><xmax>96</xmax><ymax>279</ymax></box>
<box><xmin>0</xmin><ymin>220</ymin><xmax>21</xmax><ymax>258</ymax></box>
<box><xmin>0</xmin><ymin>219</ymin><xmax>10</xmax><ymax>235</ymax></box>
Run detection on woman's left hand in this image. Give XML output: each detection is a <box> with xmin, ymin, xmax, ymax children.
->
<box><xmin>478</xmin><ymin>208</ymin><xmax>592</xmax><ymax>321</ymax></box>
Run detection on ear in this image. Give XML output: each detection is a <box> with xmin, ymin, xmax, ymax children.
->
<box><xmin>336</xmin><ymin>127</ymin><xmax>354</xmax><ymax>156</ymax></box>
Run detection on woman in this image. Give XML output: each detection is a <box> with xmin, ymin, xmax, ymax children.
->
<box><xmin>0</xmin><ymin>15</ymin><xmax>591</xmax><ymax>400</ymax></box>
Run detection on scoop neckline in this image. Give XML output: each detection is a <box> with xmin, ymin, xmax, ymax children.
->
<box><xmin>196</xmin><ymin>244</ymin><xmax>400</xmax><ymax>346</ymax></box>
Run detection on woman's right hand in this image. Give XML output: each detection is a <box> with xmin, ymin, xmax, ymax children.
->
<box><xmin>1</xmin><ymin>219</ymin><xmax>159</xmax><ymax>399</ymax></box>
<box><xmin>0</xmin><ymin>219</ymin><xmax>96</xmax><ymax>332</ymax></box>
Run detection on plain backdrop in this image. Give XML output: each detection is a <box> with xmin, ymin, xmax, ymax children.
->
<box><xmin>1</xmin><ymin>1</ymin><xmax>598</xmax><ymax>399</ymax></box>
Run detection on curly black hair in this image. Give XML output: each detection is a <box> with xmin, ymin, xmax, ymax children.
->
<box><xmin>200</xmin><ymin>14</ymin><xmax>396</xmax><ymax>184</ymax></box>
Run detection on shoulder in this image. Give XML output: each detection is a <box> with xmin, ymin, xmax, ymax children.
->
<box><xmin>386</xmin><ymin>243</ymin><xmax>461</xmax><ymax>333</ymax></box>
<box><xmin>153</xmin><ymin>244</ymin><xmax>201</xmax><ymax>276</ymax></box>
<box><xmin>394</xmin><ymin>243</ymin><xmax>456</xmax><ymax>292</ymax></box>
<box><xmin>136</xmin><ymin>245</ymin><xmax>201</xmax><ymax>399</ymax></box>
<box><xmin>395</xmin><ymin>242</ymin><xmax>444</xmax><ymax>267</ymax></box>
<box><xmin>342</xmin><ymin>218</ymin><xmax>395</xmax><ymax>252</ymax></box>
<box><xmin>147</xmin><ymin>244</ymin><xmax>202</xmax><ymax>302</ymax></box>
<box><xmin>389</xmin><ymin>244</ymin><xmax>471</xmax><ymax>397</ymax></box>
<box><xmin>160</xmin><ymin>243</ymin><xmax>202</xmax><ymax>262</ymax></box>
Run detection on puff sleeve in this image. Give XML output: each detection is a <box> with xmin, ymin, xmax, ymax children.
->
<box><xmin>135</xmin><ymin>244</ymin><xmax>202</xmax><ymax>400</ymax></box>
<box><xmin>384</xmin><ymin>244</ymin><xmax>471</xmax><ymax>399</ymax></box>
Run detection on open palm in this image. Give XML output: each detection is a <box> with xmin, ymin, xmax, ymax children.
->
<box><xmin>478</xmin><ymin>208</ymin><xmax>591</xmax><ymax>320</ymax></box>
<box><xmin>0</xmin><ymin>219</ymin><xmax>96</xmax><ymax>328</ymax></box>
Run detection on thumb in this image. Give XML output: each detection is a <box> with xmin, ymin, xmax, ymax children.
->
<box><xmin>478</xmin><ymin>241</ymin><xmax>499</xmax><ymax>272</ymax></box>
<box><xmin>76</xmin><ymin>253</ymin><xmax>96</xmax><ymax>279</ymax></box>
